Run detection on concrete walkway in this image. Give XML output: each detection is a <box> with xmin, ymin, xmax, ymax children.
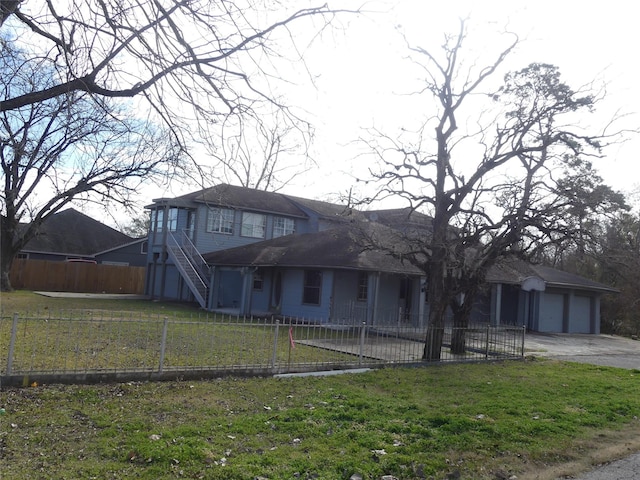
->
<box><xmin>34</xmin><ymin>291</ymin><xmax>149</xmax><ymax>300</ymax></box>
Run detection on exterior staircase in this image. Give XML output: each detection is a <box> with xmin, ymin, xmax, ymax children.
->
<box><xmin>167</xmin><ymin>231</ymin><xmax>210</xmax><ymax>308</ymax></box>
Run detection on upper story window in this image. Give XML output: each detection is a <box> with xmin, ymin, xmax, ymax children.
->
<box><xmin>153</xmin><ymin>209</ymin><xmax>164</xmax><ymax>232</ymax></box>
<box><xmin>167</xmin><ymin>208</ymin><xmax>178</xmax><ymax>232</ymax></box>
<box><xmin>273</xmin><ymin>217</ymin><xmax>295</xmax><ymax>238</ymax></box>
<box><xmin>303</xmin><ymin>270</ymin><xmax>322</xmax><ymax>305</ymax></box>
<box><xmin>241</xmin><ymin>212</ymin><xmax>266</xmax><ymax>238</ymax></box>
<box><xmin>207</xmin><ymin>208</ymin><xmax>234</xmax><ymax>235</ymax></box>
<box><xmin>357</xmin><ymin>272</ymin><xmax>368</xmax><ymax>302</ymax></box>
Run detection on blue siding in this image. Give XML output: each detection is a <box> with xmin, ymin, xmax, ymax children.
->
<box><xmin>250</xmin><ymin>272</ymin><xmax>271</xmax><ymax>312</ymax></box>
<box><xmin>193</xmin><ymin>205</ymin><xmax>303</xmax><ymax>255</ymax></box>
<box><xmin>278</xmin><ymin>269</ymin><xmax>332</xmax><ymax>321</ymax></box>
<box><xmin>216</xmin><ymin>270</ymin><xmax>242</xmax><ymax>308</ymax></box>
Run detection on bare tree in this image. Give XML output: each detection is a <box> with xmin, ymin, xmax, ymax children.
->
<box><xmin>0</xmin><ymin>1</ymin><xmax>353</xmax><ymax>141</ymax></box>
<box><xmin>0</xmin><ymin>39</ymin><xmax>180</xmax><ymax>291</ymax></box>
<box><xmin>359</xmin><ymin>22</ymin><xmax>625</xmax><ymax>360</ymax></box>
<box><xmin>0</xmin><ymin>1</ymin><xmax>357</xmax><ymax>290</ymax></box>
<box><xmin>120</xmin><ymin>212</ymin><xmax>152</xmax><ymax>238</ymax></box>
<box><xmin>206</xmin><ymin>110</ymin><xmax>316</xmax><ymax>192</ymax></box>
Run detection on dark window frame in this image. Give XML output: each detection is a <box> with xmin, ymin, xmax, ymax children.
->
<box><xmin>357</xmin><ymin>272</ymin><xmax>368</xmax><ymax>302</ymax></box>
<box><xmin>303</xmin><ymin>270</ymin><xmax>322</xmax><ymax>305</ymax></box>
<box><xmin>253</xmin><ymin>270</ymin><xmax>264</xmax><ymax>291</ymax></box>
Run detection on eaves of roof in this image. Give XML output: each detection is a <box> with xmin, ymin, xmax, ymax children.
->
<box><xmin>149</xmin><ymin>184</ymin><xmax>309</xmax><ymax>219</ymax></box>
<box><xmin>486</xmin><ymin>258</ymin><xmax>618</xmax><ymax>293</ymax></box>
<box><xmin>203</xmin><ymin>224</ymin><xmax>424</xmax><ymax>276</ymax></box>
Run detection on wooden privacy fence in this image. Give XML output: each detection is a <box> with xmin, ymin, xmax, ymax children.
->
<box><xmin>9</xmin><ymin>259</ymin><xmax>145</xmax><ymax>294</ymax></box>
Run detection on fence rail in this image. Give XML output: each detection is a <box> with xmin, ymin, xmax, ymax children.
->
<box><xmin>1</xmin><ymin>312</ymin><xmax>525</xmax><ymax>385</ymax></box>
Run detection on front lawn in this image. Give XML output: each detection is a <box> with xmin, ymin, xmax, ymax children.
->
<box><xmin>1</xmin><ymin>360</ymin><xmax>639</xmax><ymax>479</ymax></box>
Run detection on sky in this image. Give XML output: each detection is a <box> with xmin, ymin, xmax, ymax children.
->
<box><xmin>284</xmin><ymin>0</ymin><xmax>640</xmax><ymax>204</ymax></box>
<box><xmin>79</xmin><ymin>0</ymin><xmax>640</xmax><ymax>227</ymax></box>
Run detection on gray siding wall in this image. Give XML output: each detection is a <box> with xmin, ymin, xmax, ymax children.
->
<box><xmin>97</xmin><ymin>241</ymin><xmax>147</xmax><ymax>267</ymax></box>
<box><xmin>193</xmin><ymin>205</ymin><xmax>305</xmax><ymax>255</ymax></box>
<box><xmin>280</xmin><ymin>268</ymin><xmax>332</xmax><ymax>321</ymax></box>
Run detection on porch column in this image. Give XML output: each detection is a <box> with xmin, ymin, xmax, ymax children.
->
<box><xmin>491</xmin><ymin>284</ymin><xmax>502</xmax><ymax>326</ymax></box>
<box><xmin>564</xmin><ymin>290</ymin><xmax>574</xmax><ymax>333</ymax></box>
<box><xmin>369</xmin><ymin>272</ymin><xmax>381</xmax><ymax>326</ymax></box>
<box><xmin>418</xmin><ymin>276</ymin><xmax>427</xmax><ymax>328</ymax></box>
<box><xmin>592</xmin><ymin>295</ymin><xmax>601</xmax><ymax>334</ymax></box>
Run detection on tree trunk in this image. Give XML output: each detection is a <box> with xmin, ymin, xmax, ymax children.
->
<box><xmin>450</xmin><ymin>306</ymin><xmax>469</xmax><ymax>354</ymax></box>
<box><xmin>0</xmin><ymin>242</ymin><xmax>15</xmax><ymax>292</ymax></box>
<box><xmin>423</xmin><ymin>249</ymin><xmax>449</xmax><ymax>361</ymax></box>
<box><xmin>450</xmin><ymin>285</ymin><xmax>479</xmax><ymax>354</ymax></box>
<box><xmin>0</xmin><ymin>215</ymin><xmax>18</xmax><ymax>292</ymax></box>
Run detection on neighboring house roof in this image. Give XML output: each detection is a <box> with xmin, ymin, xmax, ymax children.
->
<box><xmin>94</xmin><ymin>237</ymin><xmax>147</xmax><ymax>256</ymax></box>
<box><xmin>203</xmin><ymin>223</ymin><xmax>424</xmax><ymax>275</ymax></box>
<box><xmin>21</xmin><ymin>208</ymin><xmax>134</xmax><ymax>257</ymax></box>
<box><xmin>486</xmin><ymin>257</ymin><xmax>618</xmax><ymax>293</ymax></box>
<box><xmin>151</xmin><ymin>184</ymin><xmax>309</xmax><ymax>218</ymax></box>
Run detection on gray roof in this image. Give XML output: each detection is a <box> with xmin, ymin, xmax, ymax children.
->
<box><xmin>22</xmin><ymin>208</ymin><xmax>134</xmax><ymax>256</ymax></box>
<box><xmin>486</xmin><ymin>257</ymin><xmax>617</xmax><ymax>293</ymax></box>
<box><xmin>285</xmin><ymin>194</ymin><xmax>358</xmax><ymax>221</ymax></box>
<box><xmin>152</xmin><ymin>184</ymin><xmax>308</xmax><ymax>218</ymax></box>
<box><xmin>203</xmin><ymin>223</ymin><xmax>423</xmax><ymax>275</ymax></box>
<box><xmin>204</xmin><ymin>226</ymin><xmax>615</xmax><ymax>293</ymax></box>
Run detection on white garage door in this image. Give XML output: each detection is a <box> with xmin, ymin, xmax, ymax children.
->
<box><xmin>569</xmin><ymin>296</ymin><xmax>592</xmax><ymax>333</ymax></box>
<box><xmin>538</xmin><ymin>292</ymin><xmax>564</xmax><ymax>332</ymax></box>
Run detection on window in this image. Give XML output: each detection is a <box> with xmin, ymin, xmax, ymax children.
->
<box><xmin>303</xmin><ymin>270</ymin><xmax>322</xmax><ymax>305</ymax></box>
<box><xmin>253</xmin><ymin>270</ymin><xmax>264</xmax><ymax>291</ymax></box>
<box><xmin>273</xmin><ymin>217</ymin><xmax>295</xmax><ymax>238</ymax></box>
<box><xmin>16</xmin><ymin>252</ymin><xmax>28</xmax><ymax>259</ymax></box>
<box><xmin>167</xmin><ymin>208</ymin><xmax>178</xmax><ymax>232</ymax></box>
<box><xmin>241</xmin><ymin>212</ymin><xmax>266</xmax><ymax>238</ymax></box>
<box><xmin>153</xmin><ymin>209</ymin><xmax>164</xmax><ymax>232</ymax></box>
<box><xmin>207</xmin><ymin>208</ymin><xmax>234</xmax><ymax>234</ymax></box>
<box><xmin>357</xmin><ymin>272</ymin><xmax>368</xmax><ymax>301</ymax></box>
<box><xmin>140</xmin><ymin>241</ymin><xmax>148</xmax><ymax>254</ymax></box>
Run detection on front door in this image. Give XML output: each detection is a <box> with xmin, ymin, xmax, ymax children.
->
<box><xmin>399</xmin><ymin>277</ymin><xmax>412</xmax><ymax>321</ymax></box>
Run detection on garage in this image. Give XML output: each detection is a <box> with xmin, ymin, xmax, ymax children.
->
<box><xmin>569</xmin><ymin>295</ymin><xmax>592</xmax><ymax>333</ymax></box>
<box><xmin>538</xmin><ymin>292</ymin><xmax>564</xmax><ymax>333</ymax></box>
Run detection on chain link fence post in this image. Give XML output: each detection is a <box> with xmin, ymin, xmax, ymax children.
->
<box><xmin>272</xmin><ymin>319</ymin><xmax>280</xmax><ymax>368</ymax></box>
<box><xmin>359</xmin><ymin>321</ymin><xmax>366</xmax><ymax>365</ymax></box>
<box><xmin>158</xmin><ymin>317</ymin><xmax>169</xmax><ymax>374</ymax></box>
<box><xmin>6</xmin><ymin>313</ymin><xmax>18</xmax><ymax>375</ymax></box>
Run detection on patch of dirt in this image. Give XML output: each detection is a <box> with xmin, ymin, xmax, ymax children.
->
<box><xmin>517</xmin><ymin>422</ymin><xmax>640</xmax><ymax>480</ymax></box>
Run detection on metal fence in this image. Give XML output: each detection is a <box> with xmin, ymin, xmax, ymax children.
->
<box><xmin>0</xmin><ymin>311</ymin><xmax>525</xmax><ymax>385</ymax></box>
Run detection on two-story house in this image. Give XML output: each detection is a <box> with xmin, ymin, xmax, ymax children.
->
<box><xmin>146</xmin><ymin>184</ymin><xmax>352</xmax><ymax>306</ymax></box>
<box><xmin>145</xmin><ymin>184</ymin><xmax>615</xmax><ymax>333</ymax></box>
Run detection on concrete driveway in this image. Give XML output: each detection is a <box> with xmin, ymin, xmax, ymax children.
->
<box><xmin>525</xmin><ymin>332</ymin><xmax>640</xmax><ymax>370</ymax></box>
<box><xmin>524</xmin><ymin>333</ymin><xmax>640</xmax><ymax>480</ymax></box>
